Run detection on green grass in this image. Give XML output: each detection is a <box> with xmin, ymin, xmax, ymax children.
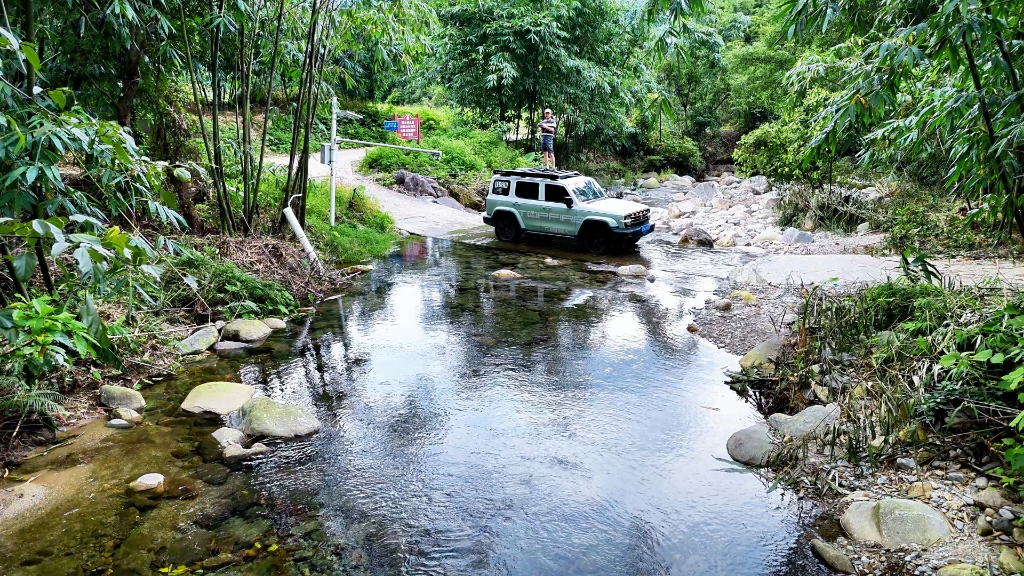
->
<box><xmin>302</xmin><ymin>179</ymin><xmax>398</xmax><ymax>263</ymax></box>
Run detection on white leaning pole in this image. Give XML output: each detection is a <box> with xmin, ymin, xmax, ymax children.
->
<box><xmin>329</xmin><ymin>96</ymin><xmax>337</xmax><ymax>226</ymax></box>
<box><xmin>283</xmin><ymin>194</ymin><xmax>325</xmax><ymax>277</ymax></box>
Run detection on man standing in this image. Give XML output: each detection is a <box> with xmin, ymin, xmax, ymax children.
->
<box><xmin>539</xmin><ymin>108</ymin><xmax>557</xmax><ymax>169</ymax></box>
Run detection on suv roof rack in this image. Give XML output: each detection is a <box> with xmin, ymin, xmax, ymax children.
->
<box><xmin>492</xmin><ymin>168</ymin><xmax>582</xmax><ymax>181</ymax></box>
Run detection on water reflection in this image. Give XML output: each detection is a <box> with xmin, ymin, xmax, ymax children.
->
<box><xmin>246</xmin><ymin>239</ymin><xmax>825</xmax><ymax>576</ymax></box>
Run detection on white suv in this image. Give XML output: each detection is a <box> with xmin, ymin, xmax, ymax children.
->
<box><xmin>482</xmin><ymin>169</ymin><xmax>654</xmax><ymax>253</ymax></box>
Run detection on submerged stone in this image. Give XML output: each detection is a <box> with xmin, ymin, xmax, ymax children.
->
<box><xmin>490</xmin><ymin>269</ymin><xmax>522</xmax><ymax>280</ymax></box>
<box><xmin>192</xmin><ymin>462</ymin><xmax>231</xmax><ymax>485</ymax></box>
<box><xmin>237</xmin><ymin>397</ymin><xmax>321</xmax><ymax>438</ymax></box>
<box><xmin>106</xmin><ymin>418</ymin><xmax>133</xmax><ymax>429</ymax></box>
<box><xmin>100</xmin><ymin>385</ymin><xmax>146</xmax><ymax>412</ymax></box>
<box><xmin>180</xmin><ymin>382</ymin><xmax>256</xmax><ymax>415</ymax></box>
<box><xmin>112</xmin><ymin>407</ymin><xmax>143</xmax><ymax>424</ymax></box>
<box><xmin>128</xmin><ymin>473</ymin><xmax>165</xmax><ymax>494</ymax></box>
<box><xmin>212</xmin><ymin>426</ymin><xmax>246</xmax><ymax>448</ymax></box>
<box><xmin>223</xmin><ymin>442</ymin><xmax>269</xmax><ymax>461</ymax></box>
<box><xmin>616</xmin><ymin>265</ymin><xmax>648</xmax><ymax>277</ymax></box>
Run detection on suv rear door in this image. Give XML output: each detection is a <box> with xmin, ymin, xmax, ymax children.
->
<box><xmin>541</xmin><ymin>183</ymin><xmax>577</xmax><ymax>236</ymax></box>
<box><xmin>512</xmin><ymin>180</ymin><xmax>545</xmax><ymax>231</ymax></box>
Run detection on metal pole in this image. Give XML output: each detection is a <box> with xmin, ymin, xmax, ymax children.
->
<box><xmin>283</xmin><ymin>194</ymin><xmax>325</xmax><ymax>276</ymax></box>
<box><xmin>335</xmin><ymin>138</ymin><xmax>443</xmax><ymax>159</ymax></box>
<box><xmin>330</xmin><ymin>96</ymin><xmax>337</xmax><ymax>226</ymax></box>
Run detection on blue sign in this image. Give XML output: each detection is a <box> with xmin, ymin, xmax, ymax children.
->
<box><xmin>384</xmin><ymin>121</ymin><xmax>399</xmax><ymax>131</ymax></box>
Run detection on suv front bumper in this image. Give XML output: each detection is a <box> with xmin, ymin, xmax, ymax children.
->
<box><xmin>483</xmin><ymin>215</ymin><xmax>494</xmax><ymax>226</ymax></box>
<box><xmin>611</xmin><ymin>222</ymin><xmax>655</xmax><ymax>240</ymax></box>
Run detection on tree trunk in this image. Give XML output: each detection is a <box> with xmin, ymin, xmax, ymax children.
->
<box><xmin>114</xmin><ymin>27</ymin><xmax>144</xmax><ymax>127</ymax></box>
<box><xmin>22</xmin><ymin>0</ymin><xmax>35</xmax><ymax>95</ymax></box>
<box><xmin>252</xmin><ymin>0</ymin><xmax>288</xmax><ymax>227</ymax></box>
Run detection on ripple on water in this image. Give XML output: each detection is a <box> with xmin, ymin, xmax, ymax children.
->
<box><xmin>240</xmin><ymin>239</ymin><xmax>827</xmax><ymax>576</ymax></box>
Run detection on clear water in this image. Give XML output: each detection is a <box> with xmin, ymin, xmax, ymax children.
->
<box><xmin>241</xmin><ymin>236</ymin><xmax>826</xmax><ymax>575</ymax></box>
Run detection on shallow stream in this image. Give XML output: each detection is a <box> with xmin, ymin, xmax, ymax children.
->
<box><xmin>1</xmin><ymin>236</ymin><xmax>826</xmax><ymax>576</ymax></box>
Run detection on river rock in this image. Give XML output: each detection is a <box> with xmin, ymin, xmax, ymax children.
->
<box><xmin>100</xmin><ymin>385</ymin><xmax>146</xmax><ymax>412</ymax></box>
<box><xmin>678</xmin><ymin>227</ymin><xmax>714</xmax><ymax>248</ymax></box>
<box><xmin>129</xmin><ymin>473</ymin><xmax>165</xmax><ymax>494</ymax></box>
<box><xmin>782</xmin><ymin>227</ymin><xmax>814</xmax><ymax>244</ymax></box>
<box><xmin>191</xmin><ymin>462</ymin><xmax>231</xmax><ymax>485</ymax></box>
<box><xmin>212</xmin><ymin>427</ymin><xmax>246</xmax><ymax>448</ymax></box>
<box><xmin>726</xmin><ymin>423</ymin><xmax>777</xmax><ymax>467</ymax></box>
<box><xmin>687</xmin><ymin>181</ymin><xmax>721</xmax><ymax>202</ymax></box>
<box><xmin>617</xmin><ymin>265</ymin><xmax>649</xmax><ymax>277</ymax></box>
<box><xmin>672</xmin><ymin>192</ymin><xmax>688</xmax><ymax>202</ymax></box>
<box><xmin>716</xmin><ymin>235</ymin><xmax>736</xmax><ymax>247</ymax></box>
<box><xmin>712</xmin><ymin>299</ymin><xmax>732</xmax><ymax>311</ymax></box>
<box><xmin>747</xmin><ymin>175</ymin><xmax>769</xmax><ymax>194</ymax></box>
<box><xmin>112</xmin><ymin>407</ymin><xmax>143</xmax><ymax>424</ymax></box>
<box><xmin>752</xmin><ymin>230</ymin><xmax>782</xmax><ymax>244</ymax></box>
<box><xmin>175</xmin><ymin>325</ymin><xmax>219</xmax><ymax>355</ymax></box>
<box><xmin>221</xmin><ymin>319</ymin><xmax>272</xmax><ymax>343</ymax></box>
<box><xmin>907</xmin><ymin>481</ymin><xmax>932</xmax><ymax>498</ymax></box>
<box><xmin>810</xmin><ymin>539</ymin><xmax>855</xmax><ymax>574</ymax></box>
<box><xmin>237</xmin><ymin>397</ymin><xmax>321</xmax><ymax>438</ymax></box>
<box><xmin>159</xmin><ymin>530</ymin><xmax>215</xmax><ymax>566</ymax></box>
<box><xmin>739</xmin><ymin>338</ymin><xmax>784</xmax><ymax>370</ymax></box>
<box><xmin>841</xmin><ymin>499</ymin><xmax>952</xmax><ymax>548</ymax></box>
<box><xmin>343</xmin><ymin>264</ymin><xmax>374</xmax><ymax>275</ymax></box>
<box><xmin>768</xmin><ymin>403</ymin><xmax>839</xmax><ymax>440</ymax></box>
<box><xmin>491</xmin><ymin>269</ymin><xmax>522</xmax><ymax>280</ymax></box>
<box><xmin>213</xmin><ymin>340</ymin><xmax>252</xmax><ymax>355</ymax></box>
<box><xmin>975</xmin><ymin>487</ymin><xmax>1018</xmax><ymax>510</ymax></box>
<box><xmin>180</xmin><ymin>382</ymin><xmax>256</xmax><ymax>415</ymax></box>
<box><xmin>1000</xmin><ymin>546</ymin><xmax>1024</xmax><ymax>575</ymax></box>
<box><xmin>218</xmin><ymin>517</ymin><xmax>273</xmax><ymax>551</ymax></box>
<box><xmin>938</xmin><ymin>564</ymin><xmax>988</xmax><ymax>576</ymax></box>
<box><xmin>641</xmin><ymin>177</ymin><xmax>660</xmax><ymax>189</ymax></box>
<box><xmin>263</xmin><ymin>317</ymin><xmax>287</xmax><ymax>330</ymax></box>
<box><xmin>223</xmin><ymin>442</ymin><xmax>269</xmax><ymax>461</ymax></box>
<box><xmin>106</xmin><ymin>418</ymin><xmax>133</xmax><ymax>429</ymax></box>
<box><xmin>977</xmin><ymin>516</ymin><xmax>994</xmax><ymax>536</ymax></box>
<box><xmin>856</xmin><ymin>222</ymin><xmax>871</xmax><ymax>235</ymax></box>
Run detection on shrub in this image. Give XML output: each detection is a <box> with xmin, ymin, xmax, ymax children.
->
<box><xmin>733</xmin><ymin>117</ymin><xmax>815</xmax><ymax>181</ymax></box>
<box><xmin>168</xmin><ymin>249</ymin><xmax>299</xmax><ymax>319</ymax></box>
<box><xmin>647</xmin><ymin>134</ymin><xmax>703</xmax><ymax>174</ymax></box>
<box><xmin>302</xmin><ymin>179</ymin><xmax>398</xmax><ymax>263</ymax></box>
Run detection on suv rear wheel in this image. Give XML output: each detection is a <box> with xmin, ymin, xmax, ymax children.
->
<box><xmin>494</xmin><ymin>213</ymin><xmax>522</xmax><ymax>242</ymax></box>
<box><xmin>582</xmin><ymin>224</ymin><xmax>611</xmax><ymax>254</ymax></box>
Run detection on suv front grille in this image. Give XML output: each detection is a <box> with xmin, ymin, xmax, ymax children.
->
<box><xmin>623</xmin><ymin>209</ymin><xmax>650</xmax><ymax>228</ymax></box>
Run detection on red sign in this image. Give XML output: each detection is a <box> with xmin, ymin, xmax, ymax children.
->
<box><xmin>394</xmin><ymin>114</ymin><xmax>421</xmax><ymax>144</ymax></box>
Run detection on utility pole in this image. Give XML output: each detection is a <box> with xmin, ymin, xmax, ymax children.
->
<box><xmin>330</xmin><ymin>96</ymin><xmax>337</xmax><ymax>226</ymax></box>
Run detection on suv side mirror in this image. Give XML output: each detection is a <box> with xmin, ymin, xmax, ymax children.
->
<box><xmin>563</xmin><ymin>197</ymin><xmax>574</xmax><ymax>209</ymax></box>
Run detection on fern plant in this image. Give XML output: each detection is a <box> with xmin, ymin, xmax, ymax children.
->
<box><xmin>0</xmin><ymin>377</ymin><xmax>67</xmax><ymax>419</ymax></box>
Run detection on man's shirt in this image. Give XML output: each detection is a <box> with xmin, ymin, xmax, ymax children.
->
<box><xmin>540</xmin><ymin>118</ymin><xmax>557</xmax><ymax>142</ymax></box>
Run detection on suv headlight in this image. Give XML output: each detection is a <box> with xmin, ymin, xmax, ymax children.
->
<box><xmin>623</xmin><ymin>209</ymin><xmax>650</xmax><ymax>227</ymax></box>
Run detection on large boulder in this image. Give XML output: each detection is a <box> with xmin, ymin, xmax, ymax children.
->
<box><xmin>237</xmin><ymin>397</ymin><xmax>321</xmax><ymax>438</ymax></box>
<box><xmin>678</xmin><ymin>227</ymin><xmax>714</xmax><ymax>248</ymax></box>
<box><xmin>739</xmin><ymin>338</ymin><xmax>784</xmax><ymax>370</ymax></box>
<box><xmin>841</xmin><ymin>499</ymin><xmax>951</xmax><ymax>548</ymax></box>
<box><xmin>726</xmin><ymin>423</ymin><xmax>777</xmax><ymax>467</ymax></box>
<box><xmin>100</xmin><ymin>385</ymin><xmax>146</xmax><ymax>412</ymax></box>
<box><xmin>175</xmin><ymin>325</ymin><xmax>219</xmax><ymax>355</ymax></box>
<box><xmin>768</xmin><ymin>404</ymin><xmax>840</xmax><ymax>440</ymax></box>
<box><xmin>180</xmin><ymin>382</ymin><xmax>256</xmax><ymax>415</ymax></box>
<box><xmin>221</xmin><ymin>319</ymin><xmax>272</xmax><ymax>343</ymax></box>
<box><xmin>687</xmin><ymin>181</ymin><xmax>721</xmax><ymax>202</ymax></box>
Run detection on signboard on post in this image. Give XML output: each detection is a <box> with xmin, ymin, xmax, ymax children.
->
<box><xmin>383</xmin><ymin>120</ymin><xmax>399</xmax><ymax>132</ymax></box>
<box><xmin>393</xmin><ymin>114</ymin><xmax>421</xmax><ymax>144</ymax></box>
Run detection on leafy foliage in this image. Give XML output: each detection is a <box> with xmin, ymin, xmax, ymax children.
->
<box><xmin>0</xmin><ymin>296</ymin><xmax>99</xmax><ymax>380</ymax></box>
<box><xmin>167</xmin><ymin>248</ymin><xmax>298</xmax><ymax>320</ymax></box>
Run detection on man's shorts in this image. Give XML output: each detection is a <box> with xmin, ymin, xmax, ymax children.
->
<box><xmin>541</xmin><ymin>138</ymin><xmax>554</xmax><ymax>153</ymax></box>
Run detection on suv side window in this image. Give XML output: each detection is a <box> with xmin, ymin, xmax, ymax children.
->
<box><xmin>514</xmin><ymin>181</ymin><xmax>540</xmax><ymax>200</ymax></box>
<box><xmin>491</xmin><ymin>179</ymin><xmax>510</xmax><ymax>196</ymax></box>
<box><xmin>544</xmin><ymin>184</ymin><xmax>570</xmax><ymax>204</ymax></box>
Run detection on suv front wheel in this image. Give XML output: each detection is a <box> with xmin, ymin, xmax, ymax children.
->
<box><xmin>494</xmin><ymin>213</ymin><xmax>523</xmax><ymax>243</ymax></box>
<box><xmin>582</xmin><ymin>224</ymin><xmax>611</xmax><ymax>254</ymax></box>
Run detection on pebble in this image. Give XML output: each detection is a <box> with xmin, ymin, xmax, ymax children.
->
<box><xmin>974</xmin><ymin>477</ymin><xmax>989</xmax><ymax>488</ymax></box>
<box><xmin>896</xmin><ymin>457</ymin><xmax>917</xmax><ymax>471</ymax></box>
<box><xmin>947</xmin><ymin>472</ymin><xmax>967</xmax><ymax>483</ymax></box>
<box><xmin>106</xmin><ymin>419</ymin><xmax>133</xmax><ymax>429</ymax></box>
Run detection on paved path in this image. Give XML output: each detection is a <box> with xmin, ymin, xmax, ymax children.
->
<box><xmin>267</xmin><ymin>148</ymin><xmax>488</xmax><ymax>238</ymax></box>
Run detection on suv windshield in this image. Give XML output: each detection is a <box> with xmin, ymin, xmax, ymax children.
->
<box><xmin>574</xmin><ymin>180</ymin><xmax>606</xmax><ymax>202</ymax></box>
